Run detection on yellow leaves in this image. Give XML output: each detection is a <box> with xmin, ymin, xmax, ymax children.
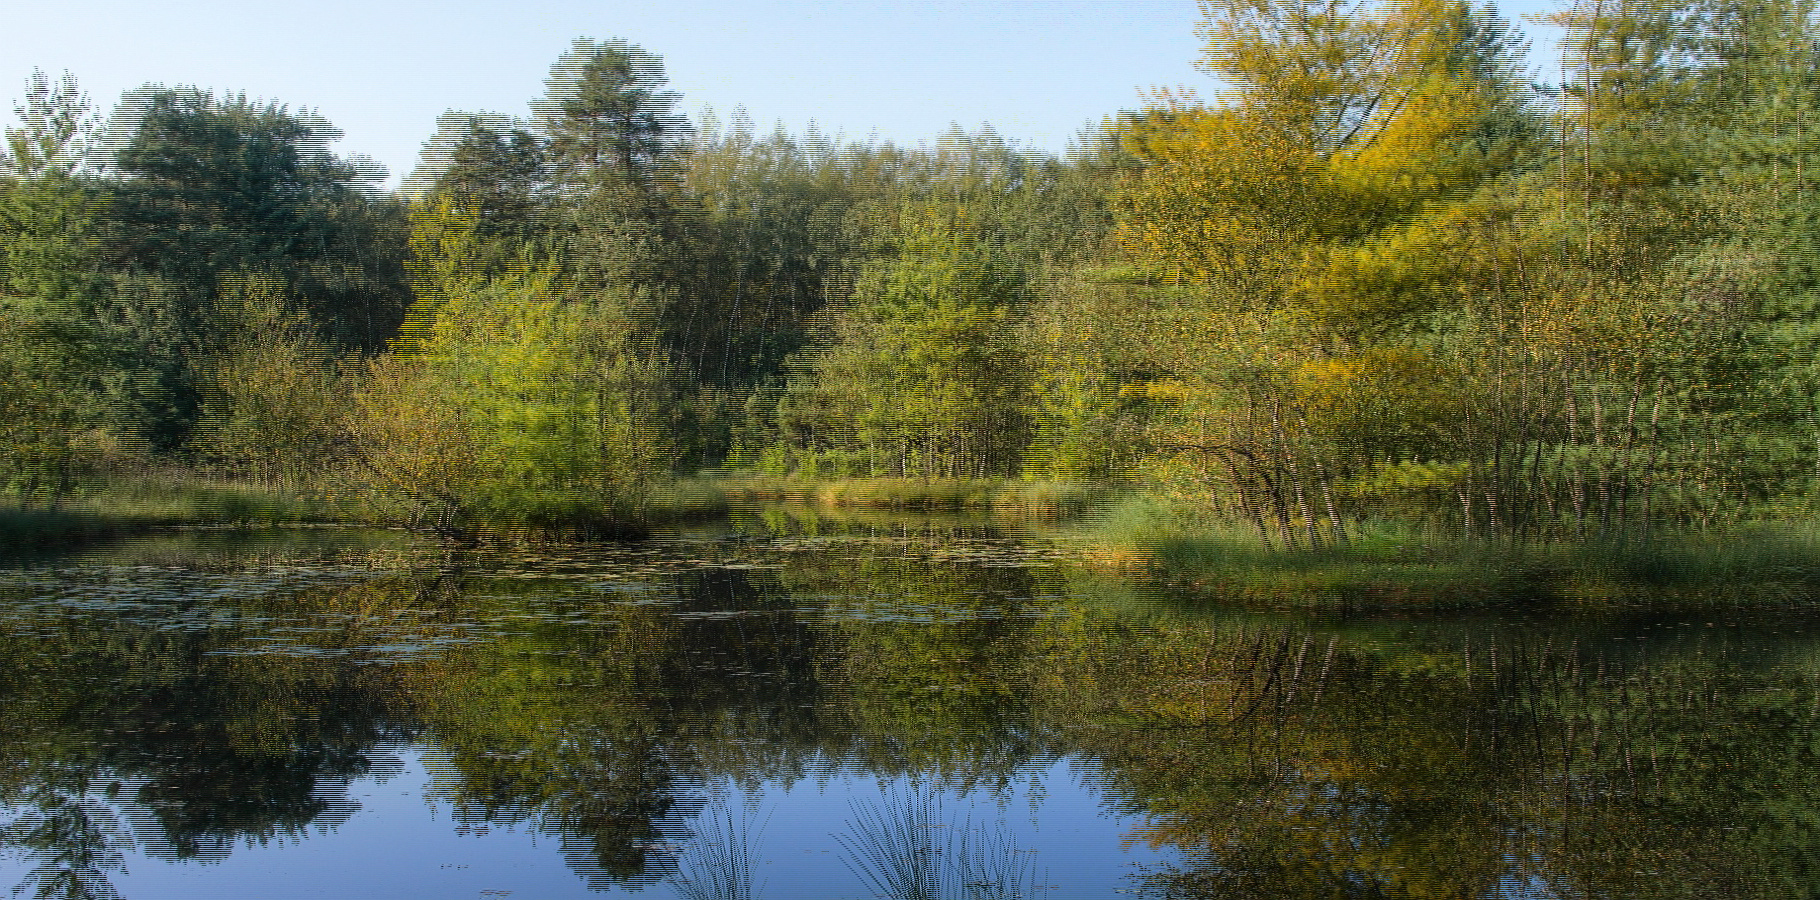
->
<box><xmin>1120</xmin><ymin>379</ymin><xmax>1193</xmax><ymax>402</ymax></box>
<box><xmin>394</xmin><ymin>199</ymin><xmax>480</xmax><ymax>354</ymax></box>
<box><xmin>1290</xmin><ymin>347</ymin><xmax>1462</xmax><ymax>430</ymax></box>
<box><xmin>348</xmin><ymin>352</ymin><xmax>487</xmax><ymax>510</ymax></box>
<box><xmin>406</xmin><ymin>198</ymin><xmax>483</xmax><ymax>297</ymax></box>
<box><xmin>1342</xmin><ymin>86</ymin><xmax>1504</xmax><ymax>195</ymax></box>
<box><xmin>1114</xmin><ymin>107</ymin><xmax>1331</xmax><ymax>282</ymax></box>
<box><xmin>1343</xmin><ymin>457</ymin><xmax>1472</xmax><ymax>497</ymax></box>
<box><xmin>1292</xmin><ymin>219</ymin><xmax>1468</xmax><ymax>326</ymax></box>
<box><xmin>1116</xmin><ymin>1</ymin><xmax>1529</xmax><ymax>305</ymax></box>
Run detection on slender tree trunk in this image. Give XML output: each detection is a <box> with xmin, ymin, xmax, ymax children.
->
<box><xmin>1565</xmin><ymin>375</ymin><xmax>1587</xmax><ymax>539</ymax></box>
<box><xmin>1240</xmin><ymin>463</ymin><xmax>1276</xmax><ymax>552</ymax></box>
<box><xmin>1315</xmin><ymin>459</ymin><xmax>1347</xmax><ymax>547</ymax></box>
<box><xmin>1271</xmin><ymin>399</ymin><xmax>1320</xmax><ymax>550</ymax></box>
<box><xmin>1592</xmin><ymin>388</ymin><xmax>1612</xmax><ymax>535</ymax></box>
<box><xmin>1291</xmin><ymin>405</ymin><xmax>1347</xmax><ymax>546</ymax></box>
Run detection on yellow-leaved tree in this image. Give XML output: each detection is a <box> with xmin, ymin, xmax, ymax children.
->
<box><xmin>1118</xmin><ymin>0</ymin><xmax>1550</xmax><ymax>545</ymax></box>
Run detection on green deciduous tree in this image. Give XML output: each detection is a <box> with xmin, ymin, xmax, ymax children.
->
<box><xmin>810</xmin><ymin>218</ymin><xmax>1035</xmax><ymax>478</ymax></box>
<box><xmin>0</xmin><ymin>72</ymin><xmax>122</xmax><ymax>500</ymax></box>
<box><xmin>349</xmin><ymin>200</ymin><xmax>671</xmax><ymax>531</ymax></box>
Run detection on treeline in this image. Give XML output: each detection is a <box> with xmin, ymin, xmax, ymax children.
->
<box><xmin>6</xmin><ymin>0</ymin><xmax>1820</xmax><ymax>539</ymax></box>
<box><xmin>0</xmin><ymin>75</ymin><xmax>411</xmax><ymax>490</ymax></box>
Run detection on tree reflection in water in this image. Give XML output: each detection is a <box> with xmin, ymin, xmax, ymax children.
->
<box><xmin>1062</xmin><ymin>619</ymin><xmax>1820</xmax><ymax>900</ymax></box>
<box><xmin>4</xmin><ymin>791</ymin><xmax>128</xmax><ymax>900</ymax></box>
<box><xmin>0</xmin><ymin>527</ymin><xmax>1817</xmax><ymax>898</ymax></box>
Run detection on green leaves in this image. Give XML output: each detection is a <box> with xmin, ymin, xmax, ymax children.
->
<box><xmin>0</xmin><ymin>169</ymin><xmax>121</xmax><ymax>501</ymax></box>
<box><xmin>346</xmin><ymin>199</ymin><xmax>674</xmax><ymax>530</ymax></box>
<box><xmin>1</xmin><ymin>70</ymin><xmax>98</xmax><ymax>179</ymax></box>
<box><xmin>807</xmin><ymin>221</ymin><xmax>1035</xmax><ymax>478</ymax></box>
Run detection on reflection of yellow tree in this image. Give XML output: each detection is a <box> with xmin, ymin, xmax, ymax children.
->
<box><xmin>1035</xmin><ymin>614</ymin><xmax>1509</xmax><ymax>897</ymax></box>
<box><xmin>1031</xmin><ymin>609</ymin><xmax>1820</xmax><ymax>899</ymax></box>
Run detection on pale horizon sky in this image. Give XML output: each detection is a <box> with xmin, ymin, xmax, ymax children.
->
<box><xmin>3</xmin><ymin>0</ymin><xmax>1566</xmax><ymax>190</ymax></box>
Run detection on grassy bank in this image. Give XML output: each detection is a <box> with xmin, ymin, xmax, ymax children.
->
<box><xmin>1069</xmin><ymin>496</ymin><xmax>1820</xmax><ymax>608</ymax></box>
<box><xmin>704</xmin><ymin>475</ymin><xmax>1109</xmax><ymax>519</ymax></box>
<box><xmin>0</xmin><ymin>477</ymin><xmax>351</xmax><ymax>550</ymax></box>
<box><xmin>1</xmin><ymin>474</ymin><xmax>740</xmax><ymax>549</ymax></box>
<box><xmin>465</xmin><ymin>482</ymin><xmax>733</xmax><ymax>540</ymax></box>
<box><xmin>3</xmin><ymin>475</ymin><xmax>1097</xmax><ymax>542</ymax></box>
<box><xmin>15</xmin><ymin>475</ymin><xmax>1818</xmax><ymax>611</ymax></box>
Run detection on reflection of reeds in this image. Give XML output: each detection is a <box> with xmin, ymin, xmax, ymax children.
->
<box><xmin>836</xmin><ymin>783</ymin><xmax>1041</xmax><ymax>900</ymax></box>
<box><xmin>673</xmin><ymin>799</ymin><xmax>767</xmax><ymax>900</ymax></box>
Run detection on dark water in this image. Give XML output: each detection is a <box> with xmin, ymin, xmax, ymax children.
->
<box><xmin>2</xmin><ymin>510</ymin><xmax>1818</xmax><ymax>900</ymax></box>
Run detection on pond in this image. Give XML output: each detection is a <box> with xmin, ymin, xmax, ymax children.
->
<box><xmin>1</xmin><ymin>507</ymin><xmax>1816</xmax><ymax>899</ymax></box>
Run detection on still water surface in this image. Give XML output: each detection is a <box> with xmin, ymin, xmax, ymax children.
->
<box><xmin>1</xmin><ymin>509</ymin><xmax>1816</xmax><ymax>899</ymax></box>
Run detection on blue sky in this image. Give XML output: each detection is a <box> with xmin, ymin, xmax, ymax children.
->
<box><xmin>3</xmin><ymin>0</ymin><xmax>1566</xmax><ymax>189</ymax></box>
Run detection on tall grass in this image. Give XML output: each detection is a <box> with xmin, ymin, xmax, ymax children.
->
<box><xmin>708</xmin><ymin>475</ymin><xmax>1108</xmax><ymax>519</ymax></box>
<box><xmin>0</xmin><ymin>475</ymin><xmax>350</xmax><ymax>550</ymax></box>
<box><xmin>0</xmin><ymin>471</ymin><xmax>745</xmax><ymax>547</ymax></box>
<box><xmin>836</xmin><ymin>782</ymin><xmax>1041</xmax><ymax>900</ymax></box>
<box><xmin>672</xmin><ymin>799</ymin><xmax>767</xmax><ymax>900</ymax></box>
<box><xmin>1071</xmin><ymin>496</ymin><xmax>1820</xmax><ymax>607</ymax></box>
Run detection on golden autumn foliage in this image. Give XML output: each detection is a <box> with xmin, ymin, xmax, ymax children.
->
<box><xmin>1106</xmin><ymin>0</ymin><xmax>1820</xmax><ymax>543</ymax></box>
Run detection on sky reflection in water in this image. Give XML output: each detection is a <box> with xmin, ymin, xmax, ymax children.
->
<box><xmin>0</xmin><ymin>514</ymin><xmax>1816</xmax><ymax>899</ymax></box>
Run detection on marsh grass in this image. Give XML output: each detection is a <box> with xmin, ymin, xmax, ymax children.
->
<box><xmin>0</xmin><ymin>471</ymin><xmax>744</xmax><ymax>547</ymax></box>
<box><xmin>0</xmin><ymin>475</ymin><xmax>348</xmax><ymax>550</ymax></box>
<box><xmin>836</xmin><ymin>783</ymin><xmax>1042</xmax><ymax>900</ymax></box>
<box><xmin>709</xmin><ymin>476</ymin><xmax>1106</xmax><ymax>519</ymax></box>
<box><xmin>1074</xmin><ymin>496</ymin><xmax>1820</xmax><ymax>608</ymax></box>
<box><xmin>673</xmin><ymin>799</ymin><xmax>768</xmax><ymax>900</ymax></box>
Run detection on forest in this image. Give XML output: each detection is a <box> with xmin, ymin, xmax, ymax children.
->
<box><xmin>6</xmin><ymin>0</ymin><xmax>1820</xmax><ymax>567</ymax></box>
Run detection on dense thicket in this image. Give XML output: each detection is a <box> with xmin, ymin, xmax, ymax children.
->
<box><xmin>1</xmin><ymin>74</ymin><xmax>412</xmax><ymax>495</ymax></box>
<box><xmin>1119</xmin><ymin>0</ymin><xmax>1820</xmax><ymax>543</ymax></box>
<box><xmin>5</xmin><ymin>0</ymin><xmax>1820</xmax><ymax>537</ymax></box>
